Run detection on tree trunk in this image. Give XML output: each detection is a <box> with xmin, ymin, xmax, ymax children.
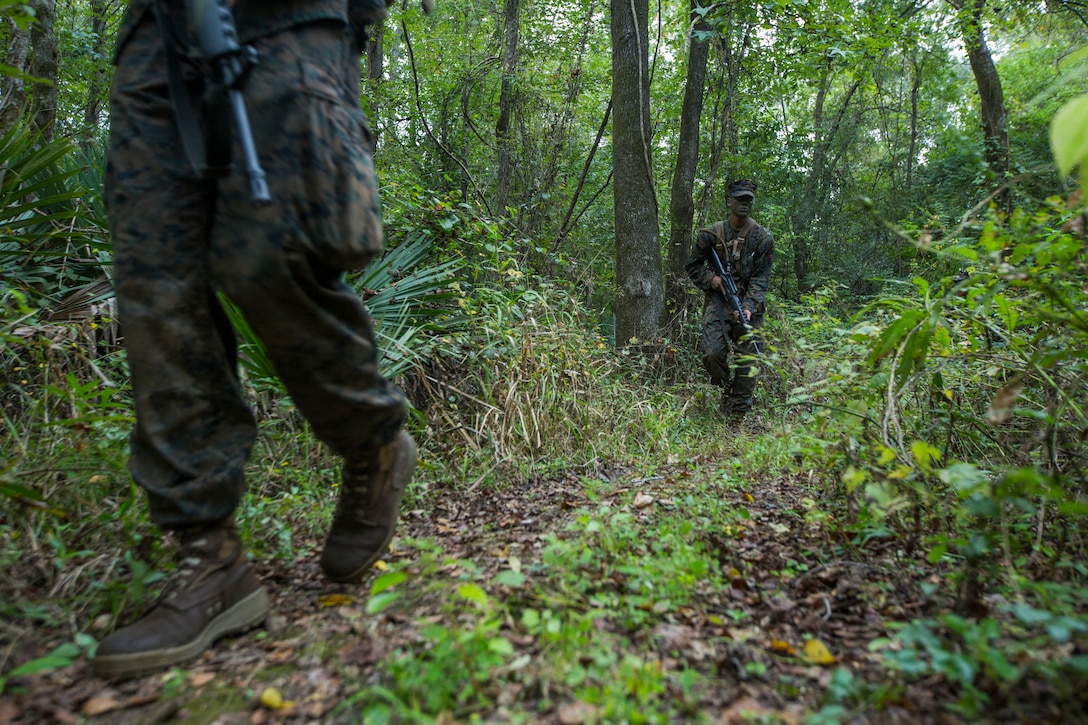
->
<box><xmin>28</xmin><ymin>0</ymin><xmax>57</xmax><ymax>141</ymax></box>
<box><xmin>611</xmin><ymin>0</ymin><xmax>662</xmax><ymax>343</ymax></box>
<box><xmin>790</xmin><ymin>70</ymin><xmax>860</xmax><ymax>295</ymax></box>
<box><xmin>696</xmin><ymin>20</ymin><xmax>750</xmax><ymax>227</ymax></box>
<box><xmin>81</xmin><ymin>0</ymin><xmax>113</xmax><ymax>146</ymax></box>
<box><xmin>959</xmin><ymin>0</ymin><xmax>1009</xmax><ymax>212</ymax></box>
<box><xmin>906</xmin><ymin>52</ymin><xmax>920</xmax><ymax>202</ymax></box>
<box><xmin>494</xmin><ymin>0</ymin><xmax>521</xmax><ymax>215</ymax></box>
<box><xmin>666</xmin><ymin>1</ymin><xmax>709</xmax><ymax>281</ymax></box>
<box><xmin>525</xmin><ymin>0</ymin><xmax>597</xmax><ymax>239</ymax></box>
<box><xmin>367</xmin><ymin>23</ymin><xmax>384</xmax><ymax>154</ymax></box>
<box><xmin>0</xmin><ymin>18</ymin><xmax>31</xmax><ymax>138</ymax></box>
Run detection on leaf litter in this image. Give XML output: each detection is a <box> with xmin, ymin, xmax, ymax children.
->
<box><xmin>0</xmin><ymin>464</ymin><xmax>1078</xmax><ymax>723</ymax></box>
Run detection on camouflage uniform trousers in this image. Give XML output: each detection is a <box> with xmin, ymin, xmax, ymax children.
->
<box><xmin>700</xmin><ymin>298</ymin><xmax>763</xmax><ymax>413</ymax></box>
<box><xmin>107</xmin><ymin>13</ymin><xmax>407</xmax><ymax>528</ymax></box>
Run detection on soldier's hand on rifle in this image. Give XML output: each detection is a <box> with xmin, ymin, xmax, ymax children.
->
<box><xmin>732</xmin><ymin>309</ymin><xmax>752</xmax><ymax>323</ymax></box>
<box><xmin>711</xmin><ymin>275</ymin><xmax>725</xmax><ymax>295</ymax></box>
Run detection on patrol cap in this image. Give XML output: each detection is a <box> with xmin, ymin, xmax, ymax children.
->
<box><xmin>729</xmin><ymin>179</ymin><xmax>757</xmax><ymax>198</ymax></box>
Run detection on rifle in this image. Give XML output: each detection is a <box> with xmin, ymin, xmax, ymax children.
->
<box><xmin>188</xmin><ymin>0</ymin><xmax>270</xmax><ymax>203</ymax></box>
<box><xmin>707</xmin><ymin>244</ymin><xmax>761</xmax><ymax>355</ymax></box>
<box><xmin>157</xmin><ymin>0</ymin><xmax>271</xmax><ymax>203</ymax></box>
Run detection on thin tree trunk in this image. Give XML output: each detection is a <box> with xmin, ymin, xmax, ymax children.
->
<box><xmin>554</xmin><ymin>100</ymin><xmax>611</xmax><ymax>248</ymax></box>
<box><xmin>0</xmin><ymin>18</ymin><xmax>31</xmax><ymax>138</ymax></box>
<box><xmin>791</xmin><ymin>71</ymin><xmax>860</xmax><ymax>295</ymax></box>
<box><xmin>524</xmin><ymin>0</ymin><xmax>597</xmax><ymax>238</ymax></box>
<box><xmin>366</xmin><ymin>23</ymin><xmax>384</xmax><ymax>154</ymax></box>
<box><xmin>81</xmin><ymin>0</ymin><xmax>112</xmax><ymax>146</ymax></box>
<box><xmin>666</xmin><ymin>0</ymin><xmax>710</xmax><ymax>281</ymax></box>
<box><xmin>906</xmin><ymin>52</ymin><xmax>920</xmax><ymax>201</ymax></box>
<box><xmin>897</xmin><ymin>52</ymin><xmax>922</xmax><ymax>276</ymax></box>
<box><xmin>494</xmin><ymin>0</ymin><xmax>521</xmax><ymax>215</ymax></box>
<box><xmin>696</xmin><ymin>21</ymin><xmax>750</xmax><ymax>227</ymax></box>
<box><xmin>611</xmin><ymin>0</ymin><xmax>662</xmax><ymax>343</ymax></box>
<box><xmin>959</xmin><ymin>0</ymin><xmax>1009</xmax><ymax>212</ymax></box>
<box><xmin>28</xmin><ymin>0</ymin><xmax>57</xmax><ymax>141</ymax></box>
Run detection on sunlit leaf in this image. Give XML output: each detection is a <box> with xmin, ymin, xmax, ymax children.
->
<box><xmin>1050</xmin><ymin>95</ymin><xmax>1088</xmax><ymax>177</ymax></box>
<box><xmin>317</xmin><ymin>593</ymin><xmax>355</xmax><ymax>607</ymax></box>
<box><xmin>488</xmin><ymin>637</ymin><xmax>514</xmax><ymax>655</ymax></box>
<box><xmin>458</xmin><ymin>583</ymin><xmax>489</xmax><ymax>606</ymax></box>
<box><xmin>365</xmin><ymin>591</ymin><xmax>401</xmax><ymax>614</ymax></box>
<box><xmin>803</xmin><ymin>638</ymin><xmax>837</xmax><ymax>665</ymax></box>
<box><xmin>839</xmin><ymin>463</ymin><xmax>866</xmax><ymax>492</ymax></box>
<box><xmin>370</xmin><ymin>571</ymin><xmax>407</xmax><ymax>595</ymax></box>
<box><xmin>910</xmin><ymin>441</ymin><xmax>941</xmax><ymax>474</ymax></box>
<box><xmin>260</xmin><ymin>687</ymin><xmax>286</xmax><ymax>710</ymax></box>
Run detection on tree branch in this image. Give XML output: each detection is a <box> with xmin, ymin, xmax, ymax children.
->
<box><xmin>401</xmin><ymin>19</ymin><xmax>494</xmax><ymax>217</ymax></box>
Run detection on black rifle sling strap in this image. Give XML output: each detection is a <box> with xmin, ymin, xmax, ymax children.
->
<box><xmin>729</xmin><ymin>217</ymin><xmax>755</xmax><ymax>277</ymax></box>
<box><xmin>153</xmin><ymin>0</ymin><xmax>232</xmax><ymax>179</ymax></box>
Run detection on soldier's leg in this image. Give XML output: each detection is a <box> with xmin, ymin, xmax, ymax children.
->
<box><xmin>700</xmin><ymin>301</ymin><xmax>733</xmax><ymax>410</ymax></box>
<box><xmin>212</xmin><ymin>22</ymin><xmax>412</xmax><ymax>583</ymax></box>
<box><xmin>725</xmin><ymin>321</ymin><xmax>763</xmax><ymax>415</ymax></box>
<box><xmin>94</xmin><ymin>8</ymin><xmax>269</xmax><ymax>678</ymax></box>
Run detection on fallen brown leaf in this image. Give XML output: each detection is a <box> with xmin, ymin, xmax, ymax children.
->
<box><xmin>190</xmin><ymin>672</ymin><xmax>215</xmax><ymax>687</ymax></box>
<box><xmin>81</xmin><ymin>696</ymin><xmax>122</xmax><ymax>717</ymax></box>
<box><xmin>558</xmin><ymin>700</ymin><xmax>599</xmax><ymax>724</ymax></box>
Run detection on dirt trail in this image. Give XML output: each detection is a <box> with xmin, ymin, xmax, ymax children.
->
<box><xmin>0</xmin><ymin>466</ymin><xmax>1070</xmax><ymax>723</ymax></box>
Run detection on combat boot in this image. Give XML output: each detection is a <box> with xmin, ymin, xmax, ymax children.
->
<box><xmin>320</xmin><ymin>430</ymin><xmax>417</xmax><ymax>583</ymax></box>
<box><xmin>718</xmin><ymin>380</ymin><xmax>734</xmax><ymax>415</ymax></box>
<box><xmin>92</xmin><ymin>521</ymin><xmax>270</xmax><ymax>679</ymax></box>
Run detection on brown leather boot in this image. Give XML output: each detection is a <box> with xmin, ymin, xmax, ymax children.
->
<box><xmin>320</xmin><ymin>430</ymin><xmax>417</xmax><ymax>583</ymax></box>
<box><xmin>92</xmin><ymin>521</ymin><xmax>270</xmax><ymax>679</ymax></box>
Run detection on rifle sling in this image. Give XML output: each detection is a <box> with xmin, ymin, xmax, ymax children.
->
<box><xmin>729</xmin><ymin>217</ymin><xmax>754</xmax><ymax>277</ymax></box>
<box><xmin>153</xmin><ymin>0</ymin><xmax>232</xmax><ymax>179</ymax></box>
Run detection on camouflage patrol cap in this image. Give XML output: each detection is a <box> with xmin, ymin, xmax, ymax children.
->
<box><xmin>729</xmin><ymin>179</ymin><xmax>757</xmax><ymax>198</ymax></box>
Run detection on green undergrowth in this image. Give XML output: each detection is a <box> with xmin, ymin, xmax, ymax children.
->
<box><xmin>4</xmin><ymin>187</ymin><xmax>1088</xmax><ymax>720</ymax></box>
<box><xmin>338</xmin><ymin>478</ymin><xmax>746</xmax><ymax>724</ymax></box>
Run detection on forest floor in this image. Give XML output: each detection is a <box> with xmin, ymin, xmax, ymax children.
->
<box><xmin>0</xmin><ymin>452</ymin><xmax>1077</xmax><ymax>724</ymax></box>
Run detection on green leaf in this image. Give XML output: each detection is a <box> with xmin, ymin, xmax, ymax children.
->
<box><xmin>841</xmin><ymin>465</ymin><xmax>867</xmax><ymax>494</ymax></box>
<box><xmin>1050</xmin><ymin>96</ymin><xmax>1088</xmax><ymax>177</ymax></box>
<box><xmin>370</xmin><ymin>571</ymin><xmax>407</xmax><ymax>596</ymax></box>
<box><xmin>868</xmin><ymin>310</ymin><xmax>924</xmax><ymax>364</ymax></box>
<box><xmin>493</xmin><ymin>570</ymin><xmax>527</xmax><ymax>587</ymax></box>
<box><xmin>7</xmin><ymin>642</ymin><xmax>81</xmax><ymax>678</ymax></box>
<box><xmin>910</xmin><ymin>441</ymin><xmax>941</xmax><ymax>474</ymax></box>
<box><xmin>0</xmin><ymin>481</ymin><xmax>44</xmax><ymax>501</ymax></box>
<box><xmin>521</xmin><ymin>609</ymin><xmax>540</xmax><ymax>629</ymax></box>
<box><xmin>457</xmin><ymin>583</ymin><xmax>489</xmax><ymax>606</ymax></box>
<box><xmin>1010</xmin><ymin>603</ymin><xmax>1051</xmax><ymax>626</ymax></box>
<box><xmin>365</xmin><ymin>591</ymin><xmax>402</xmax><ymax>614</ymax></box>
<box><xmin>938</xmin><ymin>463</ymin><xmax>989</xmax><ymax>497</ymax></box>
<box><xmin>944</xmin><ymin>246</ymin><xmax>978</xmax><ymax>261</ymax></box>
<box><xmin>487</xmin><ymin>637</ymin><xmax>514</xmax><ymax>655</ymax></box>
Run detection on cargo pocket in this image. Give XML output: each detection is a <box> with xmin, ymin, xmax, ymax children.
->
<box><xmin>294</xmin><ymin>57</ymin><xmax>384</xmax><ymax>271</ymax></box>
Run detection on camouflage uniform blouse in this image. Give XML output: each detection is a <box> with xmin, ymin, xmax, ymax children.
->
<box><xmin>685</xmin><ymin>220</ymin><xmax>775</xmax><ymax>317</ymax></box>
<box><xmin>115</xmin><ymin>0</ymin><xmax>391</xmax><ymax>55</ymax></box>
